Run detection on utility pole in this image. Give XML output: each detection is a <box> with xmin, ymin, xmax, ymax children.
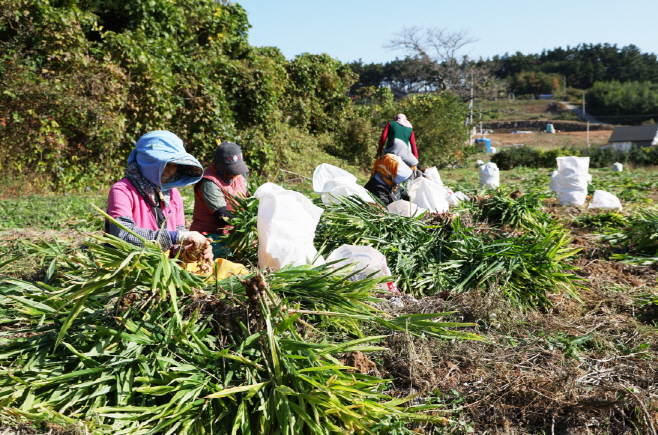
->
<box><xmin>587</xmin><ymin>121</ymin><xmax>590</xmax><ymax>148</ymax></box>
<box><xmin>563</xmin><ymin>76</ymin><xmax>567</xmax><ymax>100</ymax></box>
<box><xmin>582</xmin><ymin>92</ymin><xmax>586</xmax><ymax>115</ymax></box>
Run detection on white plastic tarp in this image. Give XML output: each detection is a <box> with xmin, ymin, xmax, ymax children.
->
<box><xmin>478</xmin><ymin>162</ymin><xmax>500</xmax><ymax>188</ymax></box>
<box><xmin>551</xmin><ymin>156</ymin><xmax>591</xmax><ymax>206</ymax></box>
<box><xmin>321</xmin><ymin>179</ymin><xmax>373</xmax><ymax>205</ymax></box>
<box><xmin>447</xmin><ymin>191</ymin><xmax>470</xmax><ymax>207</ymax></box>
<box><xmin>423</xmin><ymin>167</ymin><xmax>443</xmax><ymax>185</ymax></box>
<box><xmin>256</xmin><ymin>183</ymin><xmax>324</xmax><ymax>270</ymax></box>
<box><xmin>312</xmin><ymin>163</ymin><xmax>356</xmax><ymax>194</ymax></box>
<box><xmin>407</xmin><ymin>177</ymin><xmax>449</xmax><ymax>213</ymax></box>
<box><xmin>326</xmin><ymin>244</ymin><xmax>397</xmax><ymax>292</ymax></box>
<box><xmin>588</xmin><ymin>190</ymin><xmax>622</xmax><ymax>211</ymax></box>
<box><xmin>387</xmin><ymin>199</ymin><xmax>427</xmax><ymax>217</ymax></box>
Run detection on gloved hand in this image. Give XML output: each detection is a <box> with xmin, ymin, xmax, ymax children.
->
<box><xmin>179</xmin><ymin>237</ymin><xmax>213</xmax><ymax>263</ymax></box>
<box><xmin>179</xmin><ymin>231</ymin><xmax>210</xmax><ymax>249</ymax></box>
<box><xmin>409</xmin><ymin>169</ymin><xmax>425</xmax><ymax>181</ymax></box>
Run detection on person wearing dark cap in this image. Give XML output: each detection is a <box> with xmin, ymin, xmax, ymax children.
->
<box><xmin>190</xmin><ymin>142</ymin><xmax>249</xmax><ymax>257</ymax></box>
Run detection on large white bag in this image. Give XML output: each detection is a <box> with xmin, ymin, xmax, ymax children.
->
<box><xmin>256</xmin><ymin>183</ymin><xmax>324</xmax><ymax>270</ymax></box>
<box><xmin>613</xmin><ymin>162</ymin><xmax>623</xmax><ymax>172</ymax></box>
<box><xmin>387</xmin><ymin>199</ymin><xmax>427</xmax><ymax>217</ymax></box>
<box><xmin>423</xmin><ymin>167</ymin><xmax>443</xmax><ymax>185</ymax></box>
<box><xmin>407</xmin><ymin>177</ymin><xmax>449</xmax><ymax>213</ymax></box>
<box><xmin>321</xmin><ymin>179</ymin><xmax>373</xmax><ymax>205</ymax></box>
<box><xmin>552</xmin><ymin>156</ymin><xmax>590</xmax><ymax>206</ymax></box>
<box><xmin>327</xmin><ymin>244</ymin><xmax>397</xmax><ymax>292</ymax></box>
<box><xmin>312</xmin><ymin>163</ymin><xmax>356</xmax><ymax>194</ymax></box>
<box><xmin>588</xmin><ymin>190</ymin><xmax>622</xmax><ymax>211</ymax></box>
<box><xmin>478</xmin><ymin>162</ymin><xmax>500</xmax><ymax>188</ymax></box>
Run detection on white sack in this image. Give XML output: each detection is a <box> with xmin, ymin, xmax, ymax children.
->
<box><xmin>553</xmin><ymin>156</ymin><xmax>590</xmax><ymax>206</ymax></box>
<box><xmin>327</xmin><ymin>244</ymin><xmax>397</xmax><ymax>292</ymax></box>
<box><xmin>257</xmin><ymin>184</ymin><xmax>324</xmax><ymax>270</ymax></box>
<box><xmin>613</xmin><ymin>162</ymin><xmax>623</xmax><ymax>172</ymax></box>
<box><xmin>476</xmin><ymin>160</ymin><xmax>485</xmax><ymax>166</ymax></box>
<box><xmin>254</xmin><ymin>182</ymin><xmax>286</xmax><ymax>199</ymax></box>
<box><xmin>312</xmin><ymin>163</ymin><xmax>356</xmax><ymax>194</ymax></box>
<box><xmin>321</xmin><ymin>179</ymin><xmax>373</xmax><ymax>205</ymax></box>
<box><xmin>549</xmin><ymin>170</ymin><xmax>559</xmax><ymax>192</ymax></box>
<box><xmin>423</xmin><ymin>167</ymin><xmax>443</xmax><ymax>185</ymax></box>
<box><xmin>407</xmin><ymin>177</ymin><xmax>449</xmax><ymax>213</ymax></box>
<box><xmin>387</xmin><ymin>199</ymin><xmax>427</xmax><ymax>217</ymax></box>
<box><xmin>478</xmin><ymin>162</ymin><xmax>500</xmax><ymax>188</ymax></box>
<box><xmin>448</xmin><ymin>191</ymin><xmax>470</xmax><ymax>207</ymax></box>
<box><xmin>588</xmin><ymin>190</ymin><xmax>622</xmax><ymax>211</ymax></box>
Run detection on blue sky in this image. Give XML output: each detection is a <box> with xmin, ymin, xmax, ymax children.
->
<box><xmin>237</xmin><ymin>0</ymin><xmax>658</xmax><ymax>64</ymax></box>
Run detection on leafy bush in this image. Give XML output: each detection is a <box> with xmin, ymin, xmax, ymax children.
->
<box><xmin>491</xmin><ymin>146</ymin><xmax>578</xmax><ymax>170</ymax></box>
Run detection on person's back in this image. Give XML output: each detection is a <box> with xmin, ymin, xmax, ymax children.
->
<box><xmin>386</xmin><ymin>121</ymin><xmax>413</xmax><ymax>149</ymax></box>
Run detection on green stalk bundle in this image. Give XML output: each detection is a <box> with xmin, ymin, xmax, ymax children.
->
<box><xmin>0</xmin><ymin>221</ymin><xmax>479</xmax><ymax>433</ymax></box>
<box><xmin>605</xmin><ymin>208</ymin><xmax>658</xmax><ymax>263</ymax></box>
<box><xmin>465</xmin><ymin>189</ymin><xmax>552</xmax><ymax>229</ymax></box>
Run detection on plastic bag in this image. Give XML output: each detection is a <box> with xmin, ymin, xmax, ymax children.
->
<box><xmin>552</xmin><ymin>156</ymin><xmax>590</xmax><ymax>206</ymax></box>
<box><xmin>407</xmin><ymin>177</ymin><xmax>449</xmax><ymax>213</ymax></box>
<box><xmin>257</xmin><ymin>183</ymin><xmax>324</xmax><ymax>270</ymax></box>
<box><xmin>478</xmin><ymin>162</ymin><xmax>500</xmax><ymax>188</ymax></box>
<box><xmin>423</xmin><ymin>167</ymin><xmax>443</xmax><ymax>185</ymax></box>
<box><xmin>613</xmin><ymin>162</ymin><xmax>623</xmax><ymax>172</ymax></box>
<box><xmin>588</xmin><ymin>190</ymin><xmax>622</xmax><ymax>211</ymax></box>
<box><xmin>321</xmin><ymin>179</ymin><xmax>373</xmax><ymax>205</ymax></box>
<box><xmin>447</xmin><ymin>191</ymin><xmax>470</xmax><ymax>207</ymax></box>
<box><xmin>387</xmin><ymin>199</ymin><xmax>427</xmax><ymax>217</ymax></box>
<box><xmin>312</xmin><ymin>163</ymin><xmax>356</xmax><ymax>194</ymax></box>
<box><xmin>327</xmin><ymin>244</ymin><xmax>398</xmax><ymax>292</ymax></box>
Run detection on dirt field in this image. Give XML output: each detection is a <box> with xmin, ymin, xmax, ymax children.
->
<box><xmin>474</xmin><ymin>130</ymin><xmax>612</xmax><ymax>151</ymax></box>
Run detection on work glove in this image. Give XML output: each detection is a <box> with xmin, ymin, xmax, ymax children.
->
<box><xmin>409</xmin><ymin>169</ymin><xmax>425</xmax><ymax>181</ymax></box>
<box><xmin>179</xmin><ymin>231</ymin><xmax>210</xmax><ymax>250</ymax></box>
<box><xmin>177</xmin><ymin>235</ymin><xmax>213</xmax><ymax>263</ymax></box>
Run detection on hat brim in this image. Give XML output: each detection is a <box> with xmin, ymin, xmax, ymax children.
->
<box><xmin>226</xmin><ymin>160</ymin><xmax>248</xmax><ymax>175</ymax></box>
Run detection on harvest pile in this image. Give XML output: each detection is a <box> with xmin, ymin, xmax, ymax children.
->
<box><xmin>1</xmin><ymin>178</ymin><xmax>657</xmax><ymax>434</ymax></box>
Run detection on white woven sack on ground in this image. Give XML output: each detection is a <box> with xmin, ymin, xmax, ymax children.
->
<box><xmin>321</xmin><ymin>179</ymin><xmax>373</xmax><ymax>205</ymax></box>
<box><xmin>327</xmin><ymin>244</ymin><xmax>398</xmax><ymax>292</ymax></box>
<box><xmin>588</xmin><ymin>190</ymin><xmax>622</xmax><ymax>211</ymax></box>
<box><xmin>407</xmin><ymin>177</ymin><xmax>449</xmax><ymax>213</ymax></box>
<box><xmin>387</xmin><ymin>199</ymin><xmax>427</xmax><ymax>217</ymax></box>
<box><xmin>257</xmin><ymin>184</ymin><xmax>324</xmax><ymax>270</ymax></box>
<box><xmin>312</xmin><ymin>163</ymin><xmax>357</xmax><ymax>194</ymax></box>
<box><xmin>478</xmin><ymin>162</ymin><xmax>500</xmax><ymax>188</ymax></box>
<box><xmin>423</xmin><ymin>167</ymin><xmax>443</xmax><ymax>185</ymax></box>
<box><xmin>553</xmin><ymin>156</ymin><xmax>590</xmax><ymax>206</ymax></box>
<box><xmin>447</xmin><ymin>191</ymin><xmax>470</xmax><ymax>207</ymax></box>
<box><xmin>613</xmin><ymin>162</ymin><xmax>623</xmax><ymax>172</ymax></box>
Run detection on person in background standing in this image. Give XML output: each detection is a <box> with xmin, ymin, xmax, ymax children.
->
<box><xmin>377</xmin><ymin>114</ymin><xmax>418</xmax><ymax>159</ymax></box>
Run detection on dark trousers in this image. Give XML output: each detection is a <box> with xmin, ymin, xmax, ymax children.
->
<box><xmin>364</xmin><ymin>177</ymin><xmax>408</xmax><ymax>206</ymax></box>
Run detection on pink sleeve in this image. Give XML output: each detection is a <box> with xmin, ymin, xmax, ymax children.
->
<box><xmin>169</xmin><ymin>188</ymin><xmax>186</xmax><ymax>229</ymax></box>
<box><xmin>107</xmin><ymin>183</ymin><xmax>135</xmax><ymax>220</ymax></box>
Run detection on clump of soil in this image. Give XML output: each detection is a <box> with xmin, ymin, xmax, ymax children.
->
<box><xmin>340</xmin><ymin>351</ymin><xmax>378</xmax><ymax>375</ymax></box>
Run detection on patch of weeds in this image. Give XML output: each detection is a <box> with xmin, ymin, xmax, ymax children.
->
<box><xmin>544</xmin><ymin>332</ymin><xmax>594</xmax><ymax>360</ymax></box>
<box><xmin>0</xmin><ymin>194</ymin><xmax>106</xmax><ymax>231</ymax></box>
<box><xmin>431</xmin><ymin>389</ymin><xmax>475</xmax><ymax>434</ymax></box>
<box><xmin>575</xmin><ymin>211</ymin><xmax>628</xmax><ymax>230</ymax></box>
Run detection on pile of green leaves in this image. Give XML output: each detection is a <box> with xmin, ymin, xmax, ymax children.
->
<box><xmin>465</xmin><ymin>189</ymin><xmax>552</xmax><ymax>229</ymax></box>
<box><xmin>0</xmin><ymin>216</ymin><xmax>479</xmax><ymax>433</ymax></box>
<box><xmin>605</xmin><ymin>208</ymin><xmax>658</xmax><ymax>263</ymax></box>
<box><xmin>575</xmin><ymin>210</ymin><xmax>628</xmax><ymax>230</ymax></box>
<box><xmin>315</xmin><ymin>195</ymin><xmax>581</xmax><ymax>307</ymax></box>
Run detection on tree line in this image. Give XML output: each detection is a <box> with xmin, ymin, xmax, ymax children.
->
<box><xmin>0</xmin><ymin>0</ymin><xmax>469</xmax><ymax>190</ymax></box>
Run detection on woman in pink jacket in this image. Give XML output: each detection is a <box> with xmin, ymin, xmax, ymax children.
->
<box><xmin>106</xmin><ymin>130</ymin><xmax>212</xmax><ymax>261</ymax></box>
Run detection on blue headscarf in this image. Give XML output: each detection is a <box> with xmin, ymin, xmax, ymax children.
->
<box><xmin>127</xmin><ymin>131</ymin><xmax>203</xmax><ymax>191</ymax></box>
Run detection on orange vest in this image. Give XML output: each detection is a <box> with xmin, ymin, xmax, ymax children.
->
<box><xmin>190</xmin><ymin>166</ymin><xmax>247</xmax><ymax>235</ymax></box>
